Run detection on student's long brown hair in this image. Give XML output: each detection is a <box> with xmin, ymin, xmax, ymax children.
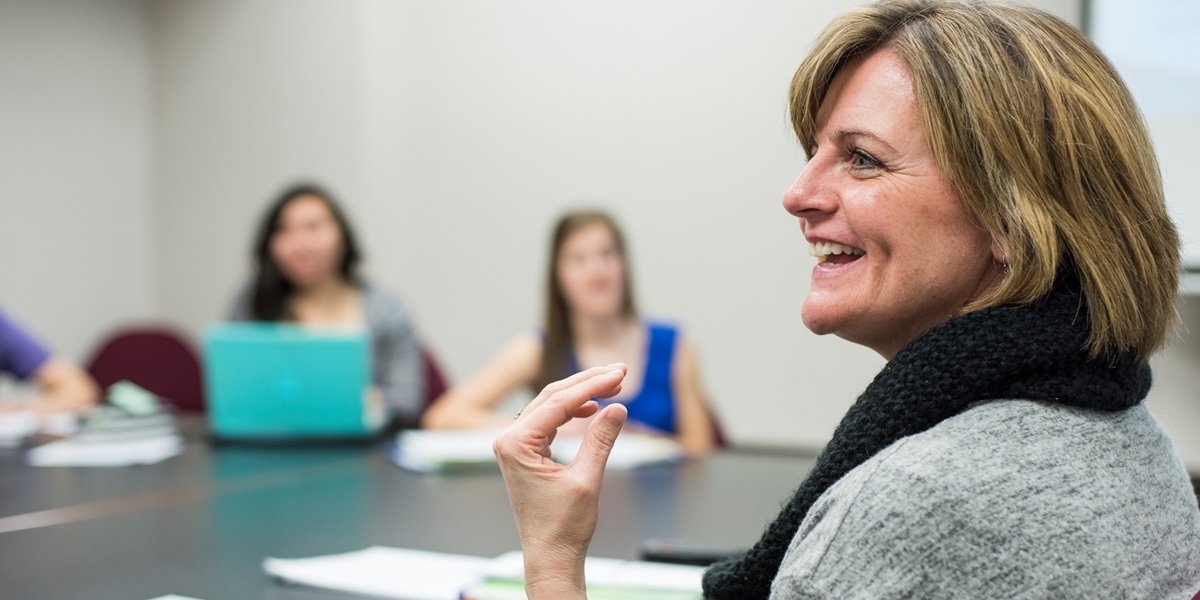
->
<box><xmin>532</xmin><ymin>210</ymin><xmax>638</xmax><ymax>392</ymax></box>
<box><xmin>251</xmin><ymin>183</ymin><xmax>363</xmax><ymax>321</ymax></box>
<box><xmin>790</xmin><ymin>0</ymin><xmax>1180</xmax><ymax>361</ymax></box>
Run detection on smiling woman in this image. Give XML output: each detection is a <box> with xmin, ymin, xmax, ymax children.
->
<box><xmin>787</xmin><ymin>49</ymin><xmax>1001</xmax><ymax>359</ymax></box>
<box><xmin>491</xmin><ymin>1</ymin><xmax>1200</xmax><ymax>599</ymax></box>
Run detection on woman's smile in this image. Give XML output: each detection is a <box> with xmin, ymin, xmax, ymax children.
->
<box><xmin>809</xmin><ymin>240</ymin><xmax>865</xmax><ymax>268</ymax></box>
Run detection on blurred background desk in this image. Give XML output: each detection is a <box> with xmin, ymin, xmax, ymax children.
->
<box><xmin>0</xmin><ymin>424</ymin><xmax>814</xmax><ymax>600</ymax></box>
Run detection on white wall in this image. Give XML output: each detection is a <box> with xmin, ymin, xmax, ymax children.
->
<box><xmin>1091</xmin><ymin>0</ymin><xmax>1200</xmax><ymax>266</ymax></box>
<box><xmin>148</xmin><ymin>0</ymin><xmax>1110</xmax><ymax>453</ymax></box>
<box><xmin>148</xmin><ymin>0</ymin><xmax>365</xmax><ymax>328</ymax></box>
<box><xmin>1148</xmin><ymin>296</ymin><xmax>1200</xmax><ymax>472</ymax></box>
<box><xmin>0</xmin><ymin>0</ymin><xmax>153</xmax><ymax>363</ymax></box>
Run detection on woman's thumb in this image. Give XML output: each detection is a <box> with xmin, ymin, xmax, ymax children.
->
<box><xmin>575</xmin><ymin>404</ymin><xmax>627</xmax><ymax>473</ymax></box>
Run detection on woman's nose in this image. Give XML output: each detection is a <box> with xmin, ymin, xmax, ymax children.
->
<box><xmin>782</xmin><ymin>158</ymin><xmax>836</xmax><ymax>219</ymax></box>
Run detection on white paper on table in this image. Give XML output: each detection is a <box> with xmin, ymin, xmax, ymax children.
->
<box><xmin>26</xmin><ymin>433</ymin><xmax>183</xmax><ymax>467</ymax></box>
<box><xmin>484</xmin><ymin>551</ymin><xmax>705</xmax><ymax>592</ymax></box>
<box><xmin>0</xmin><ymin>410</ymin><xmax>38</xmax><ymax>447</ymax></box>
<box><xmin>0</xmin><ymin>410</ymin><xmax>83</xmax><ymax>446</ymax></box>
<box><xmin>143</xmin><ymin>595</ymin><xmax>207</xmax><ymax>600</ymax></box>
<box><xmin>264</xmin><ymin>546</ymin><xmax>493</xmax><ymax>600</ymax></box>
<box><xmin>39</xmin><ymin>412</ymin><xmax>81</xmax><ymax>437</ymax></box>
<box><xmin>392</xmin><ymin>429</ymin><xmax>684</xmax><ymax>473</ymax></box>
<box><xmin>392</xmin><ymin>429</ymin><xmax>504</xmax><ymax>472</ymax></box>
<box><xmin>549</xmin><ymin>432</ymin><xmax>686</xmax><ymax>470</ymax></box>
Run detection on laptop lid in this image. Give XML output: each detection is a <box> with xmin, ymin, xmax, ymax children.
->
<box><xmin>204</xmin><ymin>323</ymin><xmax>380</xmax><ymax>439</ymax></box>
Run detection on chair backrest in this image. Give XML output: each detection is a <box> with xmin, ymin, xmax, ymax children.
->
<box><xmin>85</xmin><ymin>327</ymin><xmax>205</xmax><ymax>413</ymax></box>
<box><xmin>420</xmin><ymin>344</ymin><xmax>449</xmax><ymax>413</ymax></box>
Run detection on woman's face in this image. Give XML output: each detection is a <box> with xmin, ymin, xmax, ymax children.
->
<box><xmin>269</xmin><ymin>195</ymin><xmax>345</xmax><ymax>289</ymax></box>
<box><xmin>784</xmin><ymin>49</ymin><xmax>1001</xmax><ymax>359</ymax></box>
<box><xmin>557</xmin><ymin>223</ymin><xmax>626</xmax><ymax>320</ymax></box>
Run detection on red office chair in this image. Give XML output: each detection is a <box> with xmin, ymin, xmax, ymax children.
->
<box><xmin>420</xmin><ymin>344</ymin><xmax>449</xmax><ymax>413</ymax></box>
<box><xmin>85</xmin><ymin>326</ymin><xmax>206</xmax><ymax>413</ymax></box>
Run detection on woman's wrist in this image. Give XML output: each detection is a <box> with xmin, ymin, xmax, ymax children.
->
<box><xmin>522</xmin><ymin>543</ymin><xmax>587</xmax><ymax>600</ymax></box>
<box><xmin>525</xmin><ymin>579</ymin><xmax>587</xmax><ymax>600</ymax></box>
<box><xmin>524</xmin><ymin>564</ymin><xmax>587</xmax><ymax>600</ymax></box>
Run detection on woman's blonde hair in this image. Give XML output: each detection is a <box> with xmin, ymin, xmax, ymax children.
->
<box><xmin>790</xmin><ymin>0</ymin><xmax>1179</xmax><ymax>361</ymax></box>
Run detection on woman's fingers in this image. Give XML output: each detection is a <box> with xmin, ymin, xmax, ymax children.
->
<box><xmin>496</xmin><ymin>367</ymin><xmax>626</xmax><ymax>468</ymax></box>
<box><xmin>494</xmin><ymin>376</ymin><xmax>629</xmax><ymax>600</ymax></box>
<box><xmin>593</xmin><ymin>385</ymin><xmax>623</xmax><ymax>400</ymax></box>
<box><xmin>520</xmin><ymin>369</ymin><xmax>625</xmax><ymax>434</ymax></box>
<box><xmin>522</xmin><ymin>364</ymin><xmax>627</xmax><ymax>417</ymax></box>
<box><xmin>570</xmin><ymin>401</ymin><xmax>600</xmax><ymax>419</ymax></box>
<box><xmin>538</xmin><ymin>427</ymin><xmax>556</xmax><ymax>459</ymax></box>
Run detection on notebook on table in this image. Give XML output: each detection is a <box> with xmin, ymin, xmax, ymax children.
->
<box><xmin>203</xmin><ymin>323</ymin><xmax>382</xmax><ymax>441</ymax></box>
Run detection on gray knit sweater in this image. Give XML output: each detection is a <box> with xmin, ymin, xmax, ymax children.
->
<box><xmin>770</xmin><ymin>400</ymin><xmax>1200</xmax><ymax>599</ymax></box>
<box><xmin>228</xmin><ymin>284</ymin><xmax>426</xmax><ymax>423</ymax></box>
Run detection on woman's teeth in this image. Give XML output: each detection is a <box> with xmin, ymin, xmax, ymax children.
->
<box><xmin>808</xmin><ymin>241</ymin><xmax>865</xmax><ymax>258</ymax></box>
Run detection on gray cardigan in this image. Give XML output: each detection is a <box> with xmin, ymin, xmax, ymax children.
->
<box><xmin>228</xmin><ymin>284</ymin><xmax>426</xmax><ymax>423</ymax></box>
<box><xmin>770</xmin><ymin>400</ymin><xmax>1200</xmax><ymax>599</ymax></box>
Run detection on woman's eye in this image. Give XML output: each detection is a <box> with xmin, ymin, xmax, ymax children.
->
<box><xmin>850</xmin><ymin>149</ymin><xmax>881</xmax><ymax>170</ymax></box>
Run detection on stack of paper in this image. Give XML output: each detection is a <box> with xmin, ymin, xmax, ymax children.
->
<box><xmin>549</xmin><ymin>434</ymin><xmax>687</xmax><ymax>471</ymax></box>
<box><xmin>27</xmin><ymin>434</ymin><xmax>183</xmax><ymax>467</ymax></box>
<box><xmin>0</xmin><ymin>407</ymin><xmax>82</xmax><ymax>445</ymax></box>
<box><xmin>391</xmin><ymin>429</ymin><xmax>505</xmax><ymax>473</ymax></box>
<box><xmin>464</xmin><ymin>551</ymin><xmax>704</xmax><ymax>600</ymax></box>
<box><xmin>26</xmin><ymin>406</ymin><xmax>183</xmax><ymax>467</ymax></box>
<box><xmin>0</xmin><ymin>410</ymin><xmax>39</xmax><ymax>447</ymax></box>
<box><xmin>265</xmin><ymin>547</ymin><xmax>492</xmax><ymax>600</ymax></box>
<box><xmin>0</xmin><ymin>380</ymin><xmax>165</xmax><ymax>447</ymax></box>
<box><xmin>460</xmin><ymin>578</ymin><xmax>700</xmax><ymax>600</ymax></box>
<box><xmin>391</xmin><ymin>429</ymin><xmax>685</xmax><ymax>473</ymax></box>
<box><xmin>263</xmin><ymin>547</ymin><xmax>706</xmax><ymax>600</ymax></box>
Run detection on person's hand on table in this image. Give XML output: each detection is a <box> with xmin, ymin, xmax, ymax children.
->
<box><xmin>493</xmin><ymin>364</ymin><xmax>629</xmax><ymax>600</ymax></box>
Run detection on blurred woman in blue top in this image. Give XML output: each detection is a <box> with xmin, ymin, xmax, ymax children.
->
<box><xmin>423</xmin><ymin>210</ymin><xmax>715</xmax><ymax>454</ymax></box>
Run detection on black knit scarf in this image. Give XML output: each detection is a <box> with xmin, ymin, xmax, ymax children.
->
<box><xmin>701</xmin><ymin>277</ymin><xmax>1150</xmax><ymax>598</ymax></box>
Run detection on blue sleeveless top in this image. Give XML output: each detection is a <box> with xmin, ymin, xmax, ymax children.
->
<box><xmin>568</xmin><ymin>322</ymin><xmax>679</xmax><ymax>434</ymax></box>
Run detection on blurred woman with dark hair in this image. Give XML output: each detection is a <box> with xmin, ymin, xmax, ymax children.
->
<box><xmin>229</xmin><ymin>183</ymin><xmax>425</xmax><ymax>425</ymax></box>
<box><xmin>422</xmin><ymin>209</ymin><xmax>715</xmax><ymax>455</ymax></box>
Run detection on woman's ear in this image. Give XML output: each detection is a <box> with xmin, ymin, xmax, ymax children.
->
<box><xmin>990</xmin><ymin>237</ymin><xmax>1009</xmax><ymax>266</ymax></box>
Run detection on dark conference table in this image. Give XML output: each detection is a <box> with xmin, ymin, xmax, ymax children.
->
<box><xmin>0</xmin><ymin>426</ymin><xmax>815</xmax><ymax>600</ymax></box>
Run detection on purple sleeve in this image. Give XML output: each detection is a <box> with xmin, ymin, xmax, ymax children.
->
<box><xmin>0</xmin><ymin>308</ymin><xmax>52</xmax><ymax>380</ymax></box>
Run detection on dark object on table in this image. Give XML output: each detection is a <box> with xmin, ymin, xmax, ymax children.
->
<box><xmin>640</xmin><ymin>538</ymin><xmax>745</xmax><ymax>567</ymax></box>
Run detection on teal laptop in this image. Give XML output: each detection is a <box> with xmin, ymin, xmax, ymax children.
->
<box><xmin>203</xmin><ymin>323</ymin><xmax>383</xmax><ymax>440</ymax></box>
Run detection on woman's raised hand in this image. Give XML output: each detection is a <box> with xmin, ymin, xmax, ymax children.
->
<box><xmin>493</xmin><ymin>364</ymin><xmax>629</xmax><ymax>600</ymax></box>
